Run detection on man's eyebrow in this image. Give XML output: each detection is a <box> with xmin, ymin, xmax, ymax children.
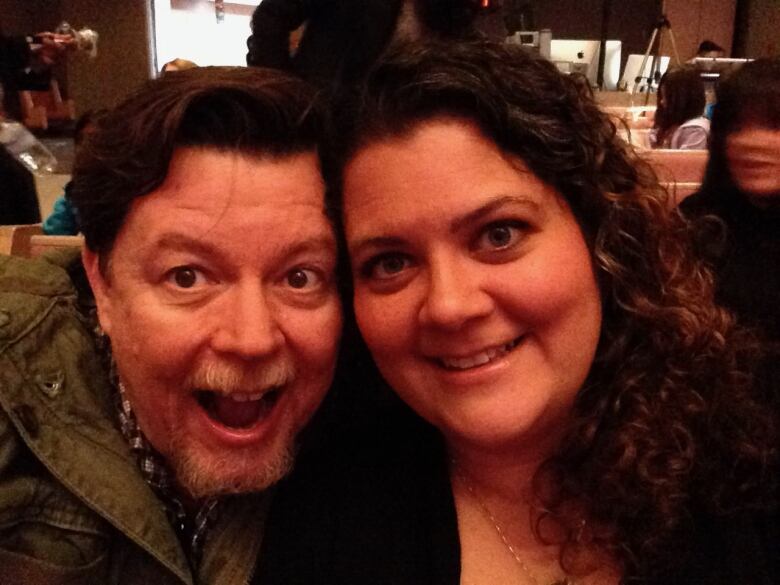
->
<box><xmin>349</xmin><ymin>235</ymin><xmax>407</xmax><ymax>257</ymax></box>
<box><xmin>151</xmin><ymin>232</ymin><xmax>336</xmax><ymax>259</ymax></box>
<box><xmin>449</xmin><ymin>195</ymin><xmax>540</xmax><ymax>233</ymax></box>
<box><xmin>151</xmin><ymin>233</ymin><xmax>222</xmax><ymax>258</ymax></box>
<box><xmin>279</xmin><ymin>235</ymin><xmax>338</xmax><ymax>257</ymax></box>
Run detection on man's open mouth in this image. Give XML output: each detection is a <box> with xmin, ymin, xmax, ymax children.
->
<box><xmin>195</xmin><ymin>388</ymin><xmax>282</xmax><ymax>429</ymax></box>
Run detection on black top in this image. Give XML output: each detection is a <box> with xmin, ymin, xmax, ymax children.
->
<box><xmin>0</xmin><ymin>145</ymin><xmax>41</xmax><ymax>225</ymax></box>
<box><xmin>681</xmin><ymin>191</ymin><xmax>780</xmax><ymax>344</ymax></box>
<box><xmin>255</xmin><ymin>395</ymin><xmax>779</xmax><ymax>585</ymax></box>
<box><xmin>680</xmin><ymin>191</ymin><xmax>780</xmax><ymax>411</ymax></box>
<box><xmin>246</xmin><ymin>0</ymin><xmax>477</xmax><ymax>88</ymax></box>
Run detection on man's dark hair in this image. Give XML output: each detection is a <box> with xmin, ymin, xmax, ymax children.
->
<box><xmin>697</xmin><ymin>39</ymin><xmax>724</xmax><ymax>54</ymax></box>
<box><xmin>70</xmin><ymin>66</ymin><xmax>322</xmax><ymax>260</ymax></box>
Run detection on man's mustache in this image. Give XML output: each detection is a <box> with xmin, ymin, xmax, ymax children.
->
<box><xmin>185</xmin><ymin>360</ymin><xmax>296</xmax><ymax>394</ymax></box>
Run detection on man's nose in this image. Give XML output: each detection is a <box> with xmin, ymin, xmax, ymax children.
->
<box><xmin>210</xmin><ymin>282</ymin><xmax>285</xmax><ymax>359</ymax></box>
<box><xmin>418</xmin><ymin>256</ymin><xmax>493</xmax><ymax>331</ymax></box>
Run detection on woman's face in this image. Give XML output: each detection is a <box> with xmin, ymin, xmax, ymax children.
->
<box><xmin>726</xmin><ymin>125</ymin><xmax>780</xmax><ymax>203</ymax></box>
<box><xmin>343</xmin><ymin>118</ymin><xmax>602</xmax><ymax>456</ymax></box>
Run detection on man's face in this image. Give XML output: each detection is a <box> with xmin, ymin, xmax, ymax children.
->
<box><xmin>84</xmin><ymin>148</ymin><xmax>341</xmax><ymax>498</ymax></box>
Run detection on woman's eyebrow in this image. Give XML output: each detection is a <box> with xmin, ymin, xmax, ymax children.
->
<box><xmin>348</xmin><ymin>235</ymin><xmax>406</xmax><ymax>257</ymax></box>
<box><xmin>449</xmin><ymin>194</ymin><xmax>540</xmax><ymax>234</ymax></box>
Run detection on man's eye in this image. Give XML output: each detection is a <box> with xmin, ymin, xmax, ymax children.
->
<box><xmin>286</xmin><ymin>268</ymin><xmax>321</xmax><ymax>290</ymax></box>
<box><xmin>476</xmin><ymin>222</ymin><xmax>523</xmax><ymax>251</ymax></box>
<box><xmin>167</xmin><ymin>266</ymin><xmax>206</xmax><ymax>289</ymax></box>
<box><xmin>362</xmin><ymin>254</ymin><xmax>411</xmax><ymax>280</ymax></box>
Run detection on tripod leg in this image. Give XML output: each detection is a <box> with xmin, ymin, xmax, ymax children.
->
<box><xmin>634</xmin><ymin>27</ymin><xmax>659</xmax><ymax>96</ymax></box>
<box><xmin>667</xmin><ymin>27</ymin><xmax>682</xmax><ymax>66</ymax></box>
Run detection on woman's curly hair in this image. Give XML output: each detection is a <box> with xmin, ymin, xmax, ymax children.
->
<box><xmin>324</xmin><ymin>40</ymin><xmax>776</xmax><ymax>581</ymax></box>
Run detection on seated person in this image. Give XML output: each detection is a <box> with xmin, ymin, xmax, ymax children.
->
<box><xmin>651</xmin><ymin>66</ymin><xmax>710</xmax><ymax>149</ymax></box>
<box><xmin>696</xmin><ymin>39</ymin><xmax>725</xmax><ymax>60</ymax></box>
<box><xmin>0</xmin><ymin>66</ymin><xmax>341</xmax><ymax>584</ymax></box>
<box><xmin>256</xmin><ymin>40</ymin><xmax>777</xmax><ymax>585</ymax></box>
<box><xmin>681</xmin><ymin>57</ymin><xmax>780</xmax><ymax>392</ymax></box>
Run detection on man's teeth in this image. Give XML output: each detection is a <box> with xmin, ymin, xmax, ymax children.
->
<box><xmin>439</xmin><ymin>339</ymin><xmax>520</xmax><ymax>370</ymax></box>
<box><xmin>229</xmin><ymin>391</ymin><xmax>266</xmax><ymax>402</ymax></box>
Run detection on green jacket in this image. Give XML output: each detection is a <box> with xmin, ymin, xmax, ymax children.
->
<box><xmin>0</xmin><ymin>251</ymin><xmax>270</xmax><ymax>585</ymax></box>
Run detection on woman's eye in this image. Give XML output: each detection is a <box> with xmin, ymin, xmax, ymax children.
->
<box><xmin>477</xmin><ymin>222</ymin><xmax>523</xmax><ymax>251</ymax></box>
<box><xmin>363</xmin><ymin>254</ymin><xmax>411</xmax><ymax>280</ymax></box>
<box><xmin>167</xmin><ymin>266</ymin><xmax>206</xmax><ymax>289</ymax></box>
<box><xmin>286</xmin><ymin>268</ymin><xmax>321</xmax><ymax>290</ymax></box>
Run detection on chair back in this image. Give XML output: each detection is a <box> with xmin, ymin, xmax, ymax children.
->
<box><xmin>642</xmin><ymin>149</ymin><xmax>709</xmax><ymax>183</ymax></box>
<box><xmin>0</xmin><ymin>224</ymin><xmax>83</xmax><ymax>257</ymax></box>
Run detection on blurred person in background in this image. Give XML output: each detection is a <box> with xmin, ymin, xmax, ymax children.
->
<box><xmin>246</xmin><ymin>0</ymin><xmax>479</xmax><ymax>89</ymax></box>
<box><xmin>651</xmin><ymin>67</ymin><xmax>710</xmax><ymax>149</ymax></box>
<box><xmin>160</xmin><ymin>57</ymin><xmax>198</xmax><ymax>76</ymax></box>
<box><xmin>681</xmin><ymin>58</ymin><xmax>780</xmax><ymax>399</ymax></box>
<box><xmin>696</xmin><ymin>39</ymin><xmax>725</xmax><ymax>60</ymax></box>
<box><xmin>42</xmin><ymin>109</ymin><xmax>106</xmax><ymax>235</ymax></box>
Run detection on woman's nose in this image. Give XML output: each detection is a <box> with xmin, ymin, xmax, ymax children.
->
<box><xmin>418</xmin><ymin>257</ymin><xmax>494</xmax><ymax>331</ymax></box>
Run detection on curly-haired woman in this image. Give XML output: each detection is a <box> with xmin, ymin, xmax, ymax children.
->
<box><xmin>256</xmin><ymin>41</ymin><xmax>778</xmax><ymax>585</ymax></box>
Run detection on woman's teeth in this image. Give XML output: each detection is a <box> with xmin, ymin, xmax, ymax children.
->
<box><xmin>439</xmin><ymin>338</ymin><xmax>521</xmax><ymax>370</ymax></box>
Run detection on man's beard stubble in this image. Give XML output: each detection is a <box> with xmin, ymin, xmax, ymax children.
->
<box><xmin>171</xmin><ymin>359</ymin><xmax>299</xmax><ymax>500</ymax></box>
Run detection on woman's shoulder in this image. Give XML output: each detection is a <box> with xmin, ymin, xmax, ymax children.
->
<box><xmin>679</xmin><ymin>116</ymin><xmax>711</xmax><ymax>130</ymax></box>
<box><xmin>671</xmin><ymin>117</ymin><xmax>710</xmax><ymax>149</ymax></box>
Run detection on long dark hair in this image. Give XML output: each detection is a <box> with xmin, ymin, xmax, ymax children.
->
<box><xmin>695</xmin><ymin>57</ymin><xmax>780</xmax><ymax>214</ymax></box>
<box><xmin>653</xmin><ymin>66</ymin><xmax>706</xmax><ymax>146</ymax></box>
<box><xmin>326</xmin><ymin>40</ymin><xmax>775</xmax><ymax>581</ymax></box>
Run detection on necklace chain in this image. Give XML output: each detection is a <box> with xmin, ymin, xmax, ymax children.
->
<box><xmin>453</xmin><ymin>465</ymin><xmax>575</xmax><ymax>585</ymax></box>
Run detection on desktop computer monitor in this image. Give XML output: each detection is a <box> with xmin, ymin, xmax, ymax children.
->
<box><xmin>549</xmin><ymin>40</ymin><xmax>622</xmax><ymax>89</ymax></box>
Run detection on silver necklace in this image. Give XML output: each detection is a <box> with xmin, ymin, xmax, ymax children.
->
<box><xmin>453</xmin><ymin>466</ymin><xmax>576</xmax><ymax>585</ymax></box>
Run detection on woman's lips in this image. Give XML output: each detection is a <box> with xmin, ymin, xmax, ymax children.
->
<box><xmin>435</xmin><ymin>337</ymin><xmax>523</xmax><ymax>371</ymax></box>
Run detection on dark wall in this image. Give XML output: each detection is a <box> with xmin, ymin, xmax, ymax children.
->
<box><xmin>734</xmin><ymin>0</ymin><xmax>780</xmax><ymax>57</ymax></box>
<box><xmin>0</xmin><ymin>0</ymin><xmax>61</xmax><ymax>35</ymax></box>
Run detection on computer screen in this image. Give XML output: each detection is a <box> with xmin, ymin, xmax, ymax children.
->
<box><xmin>549</xmin><ymin>40</ymin><xmax>622</xmax><ymax>89</ymax></box>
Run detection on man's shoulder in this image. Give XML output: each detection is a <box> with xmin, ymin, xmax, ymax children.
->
<box><xmin>0</xmin><ymin>248</ymin><xmax>83</xmax><ymax>297</ymax></box>
<box><xmin>0</xmin><ymin>249</ymin><xmax>93</xmax><ymax>345</ymax></box>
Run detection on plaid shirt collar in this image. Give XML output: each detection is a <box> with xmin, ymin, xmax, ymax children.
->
<box><xmin>113</xmin><ymin>370</ymin><xmax>219</xmax><ymax>566</ymax></box>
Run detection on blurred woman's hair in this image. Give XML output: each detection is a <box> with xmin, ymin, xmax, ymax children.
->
<box><xmin>325</xmin><ymin>40</ymin><xmax>775</xmax><ymax>581</ymax></box>
<box><xmin>697</xmin><ymin>57</ymin><xmax>780</xmax><ymax>212</ymax></box>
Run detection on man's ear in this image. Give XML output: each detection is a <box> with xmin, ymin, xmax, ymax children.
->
<box><xmin>82</xmin><ymin>248</ymin><xmax>113</xmax><ymax>336</ymax></box>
